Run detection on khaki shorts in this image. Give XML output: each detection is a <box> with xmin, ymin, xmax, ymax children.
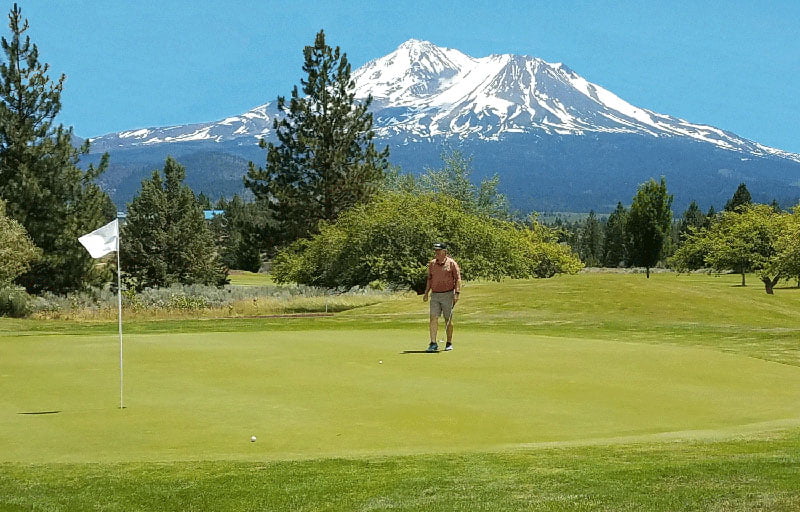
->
<box><xmin>429</xmin><ymin>291</ymin><xmax>455</xmax><ymax>320</ymax></box>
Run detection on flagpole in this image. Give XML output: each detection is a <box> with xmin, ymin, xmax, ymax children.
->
<box><xmin>116</xmin><ymin>215</ymin><xmax>124</xmax><ymax>409</ymax></box>
<box><xmin>78</xmin><ymin>217</ymin><xmax>125</xmax><ymax>410</ymax></box>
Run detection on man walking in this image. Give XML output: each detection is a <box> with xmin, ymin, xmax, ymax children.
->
<box><xmin>423</xmin><ymin>242</ymin><xmax>462</xmax><ymax>352</ymax></box>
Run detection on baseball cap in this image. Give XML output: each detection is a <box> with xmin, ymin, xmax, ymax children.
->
<box><xmin>432</xmin><ymin>242</ymin><xmax>447</xmax><ymax>250</ymax></box>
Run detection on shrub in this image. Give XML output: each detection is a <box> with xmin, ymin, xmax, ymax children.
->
<box><xmin>166</xmin><ymin>293</ymin><xmax>211</xmax><ymax>310</ymax></box>
<box><xmin>27</xmin><ymin>282</ymin><xmax>394</xmax><ymax>318</ymax></box>
<box><xmin>272</xmin><ymin>192</ymin><xmax>583</xmax><ymax>290</ymax></box>
<box><xmin>0</xmin><ymin>286</ymin><xmax>33</xmax><ymax>317</ymax></box>
<box><xmin>0</xmin><ymin>199</ymin><xmax>41</xmax><ymax>285</ymax></box>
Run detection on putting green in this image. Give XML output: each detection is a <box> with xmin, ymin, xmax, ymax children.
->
<box><xmin>1</xmin><ymin>329</ymin><xmax>799</xmax><ymax>462</ymax></box>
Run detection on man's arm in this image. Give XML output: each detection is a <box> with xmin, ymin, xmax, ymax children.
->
<box><xmin>452</xmin><ymin>261</ymin><xmax>462</xmax><ymax>304</ymax></box>
<box><xmin>423</xmin><ymin>261</ymin><xmax>432</xmax><ymax>302</ymax></box>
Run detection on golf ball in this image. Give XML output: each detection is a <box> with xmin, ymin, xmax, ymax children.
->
<box><xmin>379</xmin><ymin>360</ymin><xmax>383</xmax><ymax>364</ymax></box>
<box><xmin>250</xmin><ymin>436</ymin><xmax>257</xmax><ymax>442</ymax></box>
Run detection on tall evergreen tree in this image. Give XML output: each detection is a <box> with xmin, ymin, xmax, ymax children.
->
<box><xmin>724</xmin><ymin>183</ymin><xmax>752</xmax><ymax>212</ymax></box>
<box><xmin>0</xmin><ymin>3</ymin><xmax>114</xmax><ymax>293</ymax></box>
<box><xmin>678</xmin><ymin>200</ymin><xmax>708</xmax><ymax>239</ymax></box>
<box><xmin>602</xmin><ymin>202</ymin><xmax>627</xmax><ymax>267</ymax></box>
<box><xmin>706</xmin><ymin>205</ymin><xmax>716</xmax><ymax>218</ymax></box>
<box><xmin>121</xmin><ymin>157</ymin><xmax>227</xmax><ymax>290</ymax></box>
<box><xmin>196</xmin><ymin>192</ymin><xmax>212</xmax><ymax>209</ymax></box>
<box><xmin>212</xmin><ymin>194</ymin><xmax>277</xmax><ymax>272</ymax></box>
<box><xmin>578</xmin><ymin>211</ymin><xmax>603</xmax><ymax>266</ymax></box>
<box><xmin>626</xmin><ymin>177</ymin><xmax>673</xmax><ymax>278</ymax></box>
<box><xmin>245</xmin><ymin>29</ymin><xmax>389</xmax><ymax>243</ymax></box>
<box><xmin>670</xmin><ymin>201</ymin><xmax>710</xmax><ymax>271</ymax></box>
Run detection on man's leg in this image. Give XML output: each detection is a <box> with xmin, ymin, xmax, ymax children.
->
<box><xmin>427</xmin><ymin>294</ymin><xmax>442</xmax><ymax>351</ymax></box>
<box><xmin>429</xmin><ymin>314</ymin><xmax>439</xmax><ymax>342</ymax></box>
<box><xmin>443</xmin><ymin>294</ymin><xmax>454</xmax><ymax>350</ymax></box>
<box><xmin>445</xmin><ymin>314</ymin><xmax>453</xmax><ymax>343</ymax></box>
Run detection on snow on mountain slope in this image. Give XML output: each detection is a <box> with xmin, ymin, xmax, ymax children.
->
<box><xmin>89</xmin><ymin>39</ymin><xmax>800</xmax><ymax>163</ymax></box>
<box><xmin>352</xmin><ymin>41</ymin><xmax>798</xmax><ymax>162</ymax></box>
<box><xmin>90</xmin><ymin>103</ymin><xmax>277</xmax><ymax>151</ymax></box>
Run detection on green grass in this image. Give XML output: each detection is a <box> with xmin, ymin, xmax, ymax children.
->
<box><xmin>1</xmin><ymin>272</ymin><xmax>800</xmax><ymax>510</ymax></box>
<box><xmin>226</xmin><ymin>270</ymin><xmax>275</xmax><ymax>286</ymax></box>
<box><xmin>3</xmin><ymin>329</ymin><xmax>799</xmax><ymax>463</ymax></box>
<box><xmin>2</xmin><ymin>432</ymin><xmax>799</xmax><ymax>511</ymax></box>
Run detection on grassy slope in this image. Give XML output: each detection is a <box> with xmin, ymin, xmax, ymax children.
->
<box><xmin>7</xmin><ymin>272</ymin><xmax>795</xmax><ymax>365</ymax></box>
<box><xmin>1</xmin><ymin>272</ymin><xmax>800</xmax><ymax>510</ymax></box>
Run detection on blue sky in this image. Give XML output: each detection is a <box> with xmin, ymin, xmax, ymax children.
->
<box><xmin>7</xmin><ymin>1</ymin><xmax>800</xmax><ymax>153</ymax></box>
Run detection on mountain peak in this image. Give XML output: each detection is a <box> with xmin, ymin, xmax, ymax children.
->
<box><xmin>396</xmin><ymin>38</ymin><xmax>436</xmax><ymax>51</ymax></box>
<box><xmin>352</xmin><ymin>39</ymin><xmax>473</xmax><ymax>103</ymax></box>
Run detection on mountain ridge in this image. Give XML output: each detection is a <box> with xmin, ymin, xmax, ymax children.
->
<box><xmin>85</xmin><ymin>39</ymin><xmax>800</xmax><ymax>211</ymax></box>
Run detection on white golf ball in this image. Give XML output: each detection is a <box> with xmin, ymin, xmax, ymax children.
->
<box><xmin>379</xmin><ymin>360</ymin><xmax>383</xmax><ymax>364</ymax></box>
<box><xmin>250</xmin><ymin>436</ymin><xmax>257</xmax><ymax>442</ymax></box>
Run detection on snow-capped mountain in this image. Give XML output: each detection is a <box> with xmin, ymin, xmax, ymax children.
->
<box><xmin>353</xmin><ymin>39</ymin><xmax>797</xmax><ymax>160</ymax></box>
<box><xmin>88</xmin><ymin>39</ymin><xmax>800</xmax><ymax>212</ymax></box>
<box><xmin>92</xmin><ymin>39</ymin><xmax>798</xmax><ymax>162</ymax></box>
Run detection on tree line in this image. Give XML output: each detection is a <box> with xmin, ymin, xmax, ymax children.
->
<box><xmin>1</xmin><ymin>3</ymin><xmax>797</xmax><ymax>312</ymax></box>
<box><xmin>554</xmin><ymin>181</ymin><xmax>800</xmax><ymax>293</ymax></box>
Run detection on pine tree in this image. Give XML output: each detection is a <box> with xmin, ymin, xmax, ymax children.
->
<box><xmin>602</xmin><ymin>202</ymin><xmax>627</xmax><ymax>267</ymax></box>
<box><xmin>626</xmin><ymin>177</ymin><xmax>673</xmax><ymax>278</ymax></box>
<box><xmin>671</xmin><ymin>200</ymin><xmax>710</xmax><ymax>270</ymax></box>
<box><xmin>244</xmin><ymin>30</ymin><xmax>389</xmax><ymax>243</ymax></box>
<box><xmin>578</xmin><ymin>211</ymin><xmax>603</xmax><ymax>266</ymax></box>
<box><xmin>724</xmin><ymin>183</ymin><xmax>752</xmax><ymax>212</ymax></box>
<box><xmin>121</xmin><ymin>157</ymin><xmax>227</xmax><ymax>290</ymax></box>
<box><xmin>196</xmin><ymin>192</ymin><xmax>212</xmax><ymax>209</ymax></box>
<box><xmin>0</xmin><ymin>3</ymin><xmax>114</xmax><ymax>293</ymax></box>
<box><xmin>213</xmin><ymin>194</ymin><xmax>277</xmax><ymax>272</ymax></box>
<box><xmin>678</xmin><ymin>200</ymin><xmax>708</xmax><ymax>239</ymax></box>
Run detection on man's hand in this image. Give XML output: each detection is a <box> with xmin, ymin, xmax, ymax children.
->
<box><xmin>453</xmin><ymin>295</ymin><xmax>459</xmax><ymax>305</ymax></box>
<box><xmin>423</xmin><ymin>292</ymin><xmax>429</xmax><ymax>302</ymax></box>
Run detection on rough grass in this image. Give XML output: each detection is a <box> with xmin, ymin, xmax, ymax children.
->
<box><xmin>28</xmin><ymin>277</ymin><xmax>398</xmax><ymax>322</ymax></box>
<box><xmin>1</xmin><ymin>432</ymin><xmax>799</xmax><ymax>511</ymax></box>
<box><xmin>29</xmin><ymin>293</ymin><xmax>392</xmax><ymax>322</ymax></box>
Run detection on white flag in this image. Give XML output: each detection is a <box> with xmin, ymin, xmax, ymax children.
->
<box><xmin>78</xmin><ymin>219</ymin><xmax>119</xmax><ymax>259</ymax></box>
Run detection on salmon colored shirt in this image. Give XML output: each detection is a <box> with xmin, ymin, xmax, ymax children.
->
<box><xmin>427</xmin><ymin>256</ymin><xmax>461</xmax><ymax>293</ymax></box>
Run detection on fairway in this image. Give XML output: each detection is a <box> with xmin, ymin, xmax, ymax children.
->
<box><xmin>3</xmin><ymin>328</ymin><xmax>800</xmax><ymax>463</ymax></box>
